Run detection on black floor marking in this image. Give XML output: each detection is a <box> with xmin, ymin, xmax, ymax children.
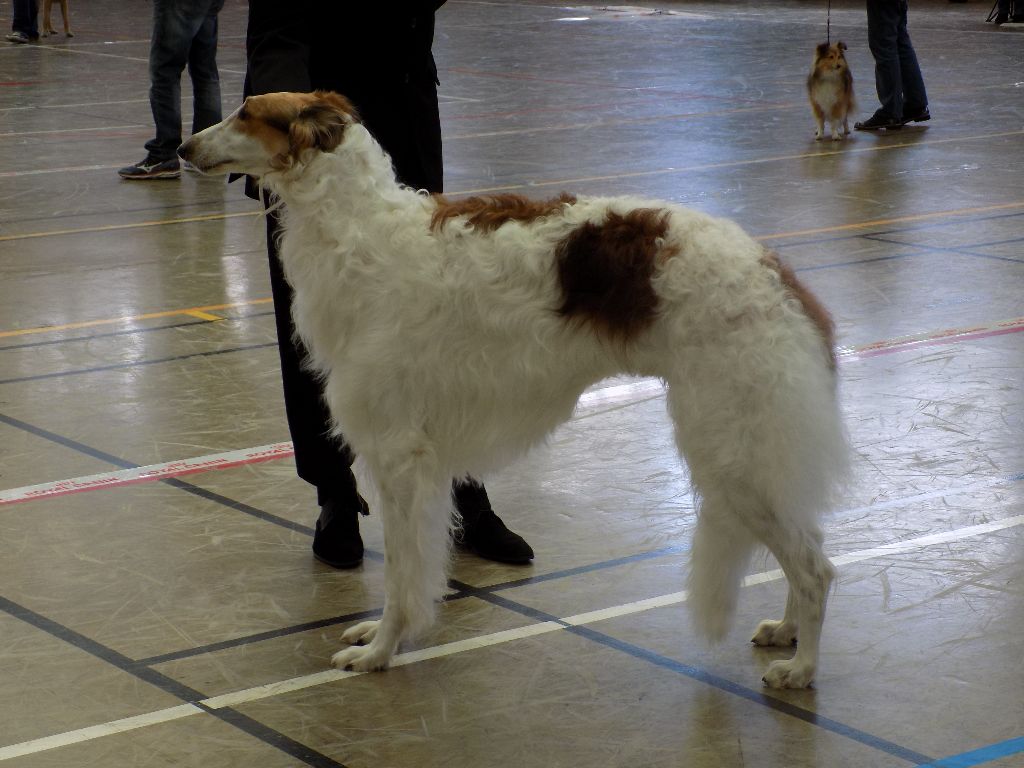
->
<box><xmin>0</xmin><ymin>595</ymin><xmax>350</xmax><ymax>768</ymax></box>
<box><xmin>461</xmin><ymin>588</ymin><xmax>935</xmax><ymax>766</ymax></box>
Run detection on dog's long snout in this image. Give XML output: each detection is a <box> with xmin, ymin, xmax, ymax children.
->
<box><xmin>177</xmin><ymin>138</ymin><xmax>194</xmax><ymax>163</ymax></box>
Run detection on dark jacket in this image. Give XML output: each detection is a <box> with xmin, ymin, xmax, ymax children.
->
<box><xmin>242</xmin><ymin>0</ymin><xmax>446</xmax><ymax>196</ymax></box>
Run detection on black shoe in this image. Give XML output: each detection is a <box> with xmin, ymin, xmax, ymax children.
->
<box><xmin>901</xmin><ymin>107</ymin><xmax>930</xmax><ymax>125</ymax></box>
<box><xmin>854</xmin><ymin>112</ymin><xmax>903</xmax><ymax>131</ymax></box>
<box><xmin>453</xmin><ymin>481</ymin><xmax>534</xmax><ymax>564</ymax></box>
<box><xmin>118</xmin><ymin>154</ymin><xmax>181</xmax><ymax>180</ymax></box>
<box><xmin>312</xmin><ymin>494</ymin><xmax>369</xmax><ymax>569</ymax></box>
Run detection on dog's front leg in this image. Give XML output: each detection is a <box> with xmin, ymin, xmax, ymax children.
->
<box><xmin>331</xmin><ymin>453</ymin><xmax>452</xmax><ymax>672</ymax></box>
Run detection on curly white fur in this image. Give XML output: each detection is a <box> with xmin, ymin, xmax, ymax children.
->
<box><xmin>180</xmin><ymin>93</ymin><xmax>849</xmax><ymax>689</ymax></box>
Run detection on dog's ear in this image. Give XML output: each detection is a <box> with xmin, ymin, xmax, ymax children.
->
<box><xmin>837</xmin><ymin>40</ymin><xmax>847</xmax><ymax>51</ymax></box>
<box><xmin>815</xmin><ymin>41</ymin><xmax>830</xmax><ymax>58</ymax></box>
<box><xmin>288</xmin><ymin>92</ymin><xmax>359</xmax><ymax>161</ymax></box>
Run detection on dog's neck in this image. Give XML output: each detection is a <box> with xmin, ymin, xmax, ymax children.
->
<box><xmin>265</xmin><ymin>124</ymin><xmax>425</xmax><ymax>230</ymax></box>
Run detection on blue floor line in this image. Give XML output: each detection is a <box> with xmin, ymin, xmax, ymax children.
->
<box><xmin>918</xmin><ymin>736</ymin><xmax>1024</xmax><ymax>768</ymax></box>
<box><xmin>468</xmin><ymin>589</ymin><xmax>935</xmax><ymax>765</ymax></box>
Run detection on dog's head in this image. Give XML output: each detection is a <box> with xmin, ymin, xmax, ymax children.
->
<box><xmin>812</xmin><ymin>41</ymin><xmax>848</xmax><ymax>73</ymax></box>
<box><xmin>178</xmin><ymin>91</ymin><xmax>360</xmax><ymax>177</ymax></box>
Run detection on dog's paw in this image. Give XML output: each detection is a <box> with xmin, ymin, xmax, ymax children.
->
<box><xmin>341</xmin><ymin>620</ymin><xmax>380</xmax><ymax>646</ymax></box>
<box><xmin>331</xmin><ymin>643</ymin><xmax>392</xmax><ymax>672</ymax></box>
<box><xmin>751</xmin><ymin>619</ymin><xmax>798</xmax><ymax>647</ymax></box>
<box><xmin>762</xmin><ymin>658</ymin><xmax>815</xmax><ymax>689</ymax></box>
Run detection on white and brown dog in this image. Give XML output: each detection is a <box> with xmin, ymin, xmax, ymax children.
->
<box><xmin>808</xmin><ymin>41</ymin><xmax>854</xmax><ymax>141</ymax></box>
<box><xmin>179</xmin><ymin>91</ymin><xmax>849</xmax><ymax>689</ymax></box>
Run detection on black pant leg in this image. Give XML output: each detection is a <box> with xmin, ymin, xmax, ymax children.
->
<box><xmin>264</xmin><ymin>198</ymin><xmax>358</xmax><ymax>505</ymax></box>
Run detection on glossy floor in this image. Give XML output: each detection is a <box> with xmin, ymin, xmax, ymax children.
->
<box><xmin>1</xmin><ymin>1</ymin><xmax>1022</xmax><ymax>766</ymax></box>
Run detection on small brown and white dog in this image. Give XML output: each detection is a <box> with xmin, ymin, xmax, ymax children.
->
<box><xmin>807</xmin><ymin>41</ymin><xmax>853</xmax><ymax>141</ymax></box>
<box><xmin>179</xmin><ymin>91</ymin><xmax>849</xmax><ymax>689</ymax></box>
<box><xmin>41</xmin><ymin>0</ymin><xmax>73</xmax><ymax>37</ymax></box>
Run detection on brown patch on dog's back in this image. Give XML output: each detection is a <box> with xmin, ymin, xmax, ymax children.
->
<box><xmin>430</xmin><ymin>193</ymin><xmax>577</xmax><ymax>233</ymax></box>
<box><xmin>761</xmin><ymin>250</ymin><xmax>837</xmax><ymax>368</ymax></box>
<box><xmin>555</xmin><ymin>209</ymin><xmax>673</xmax><ymax>340</ymax></box>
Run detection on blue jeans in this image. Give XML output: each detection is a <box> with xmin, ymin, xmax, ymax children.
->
<box><xmin>866</xmin><ymin>0</ymin><xmax>928</xmax><ymax>121</ymax></box>
<box><xmin>12</xmin><ymin>0</ymin><xmax>39</xmax><ymax>38</ymax></box>
<box><xmin>145</xmin><ymin>0</ymin><xmax>225</xmax><ymax>161</ymax></box>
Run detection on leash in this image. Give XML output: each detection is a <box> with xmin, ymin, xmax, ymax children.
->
<box><xmin>827</xmin><ymin>0</ymin><xmax>832</xmax><ymax>43</ymax></box>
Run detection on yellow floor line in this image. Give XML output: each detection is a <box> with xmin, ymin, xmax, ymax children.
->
<box><xmin>2</xmin><ymin>192</ymin><xmax>1022</xmax><ymax>340</ymax></box>
<box><xmin>2</xmin><ymin>128</ymin><xmax>1021</xmax><ymax>243</ymax></box>
<box><xmin>0</xmin><ymin>211</ymin><xmax>259</xmax><ymax>243</ymax></box>
<box><xmin>183</xmin><ymin>310</ymin><xmax>224</xmax><ymax>321</ymax></box>
<box><xmin>0</xmin><ymin>299</ymin><xmax>273</xmax><ymax>339</ymax></box>
<box><xmin>757</xmin><ymin>200</ymin><xmax>1024</xmax><ymax>242</ymax></box>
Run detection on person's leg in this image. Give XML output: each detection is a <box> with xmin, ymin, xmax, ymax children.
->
<box><xmin>264</xmin><ymin>196</ymin><xmax>367</xmax><ymax>568</ymax></box>
<box><xmin>186</xmin><ymin>0</ymin><xmax>224</xmax><ymax>135</ymax></box>
<box><xmin>866</xmin><ymin>0</ymin><xmax>904</xmax><ymax>121</ymax></box>
<box><xmin>452</xmin><ymin>479</ymin><xmax>534</xmax><ymax>564</ymax></box>
<box><xmin>10</xmin><ymin>0</ymin><xmax>40</xmax><ymax>39</ymax></box>
<box><xmin>895</xmin><ymin>1</ymin><xmax>928</xmax><ymax>120</ymax></box>
<box><xmin>144</xmin><ymin>0</ymin><xmax>196</xmax><ymax>161</ymax></box>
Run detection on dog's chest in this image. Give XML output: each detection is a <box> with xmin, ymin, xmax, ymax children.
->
<box><xmin>809</xmin><ymin>73</ymin><xmax>846</xmax><ymax>109</ymax></box>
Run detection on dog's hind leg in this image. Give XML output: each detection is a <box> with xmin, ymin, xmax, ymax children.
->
<box><xmin>667</xmin><ymin>361</ymin><xmax>842</xmax><ymax>688</ymax></box>
<box><xmin>687</xmin><ymin>479</ymin><xmax>834</xmax><ymax>689</ymax></box>
<box><xmin>59</xmin><ymin>0</ymin><xmax>73</xmax><ymax>36</ymax></box>
<box><xmin>750</xmin><ymin>520</ymin><xmax>834</xmax><ymax>689</ymax></box>
<box><xmin>751</xmin><ymin>585</ymin><xmax>798</xmax><ymax>648</ymax></box>
<box><xmin>331</xmin><ymin>447</ymin><xmax>453</xmax><ymax>672</ymax></box>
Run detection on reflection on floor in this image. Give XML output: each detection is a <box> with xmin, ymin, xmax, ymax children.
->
<box><xmin>1</xmin><ymin>1</ymin><xmax>1022</xmax><ymax>766</ymax></box>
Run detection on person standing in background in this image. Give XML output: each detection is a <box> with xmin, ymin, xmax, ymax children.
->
<box><xmin>119</xmin><ymin>0</ymin><xmax>224</xmax><ymax>179</ymax></box>
<box><xmin>855</xmin><ymin>0</ymin><xmax>930</xmax><ymax>131</ymax></box>
<box><xmin>6</xmin><ymin>0</ymin><xmax>39</xmax><ymax>43</ymax></box>
<box><xmin>243</xmin><ymin>1</ymin><xmax>535</xmax><ymax>569</ymax></box>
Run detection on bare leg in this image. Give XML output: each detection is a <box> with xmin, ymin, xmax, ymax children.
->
<box><xmin>59</xmin><ymin>0</ymin><xmax>72</xmax><ymax>36</ymax></box>
<box><xmin>41</xmin><ymin>0</ymin><xmax>54</xmax><ymax>35</ymax></box>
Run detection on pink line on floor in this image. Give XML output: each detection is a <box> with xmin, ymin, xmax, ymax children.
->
<box><xmin>2</xmin><ymin>317</ymin><xmax>1022</xmax><ymax>506</ymax></box>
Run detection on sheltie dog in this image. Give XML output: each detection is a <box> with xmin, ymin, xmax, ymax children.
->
<box><xmin>807</xmin><ymin>41</ymin><xmax>854</xmax><ymax>141</ymax></box>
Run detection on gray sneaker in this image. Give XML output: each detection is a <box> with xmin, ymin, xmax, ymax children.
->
<box><xmin>6</xmin><ymin>31</ymin><xmax>37</xmax><ymax>43</ymax></box>
<box><xmin>118</xmin><ymin>155</ymin><xmax>181</xmax><ymax>180</ymax></box>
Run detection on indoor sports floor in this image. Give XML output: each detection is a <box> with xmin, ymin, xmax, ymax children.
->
<box><xmin>1</xmin><ymin>1</ymin><xmax>1022</xmax><ymax>766</ymax></box>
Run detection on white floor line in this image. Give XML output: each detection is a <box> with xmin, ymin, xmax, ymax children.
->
<box><xmin>3</xmin><ymin>513</ymin><xmax>1022</xmax><ymax>761</ymax></box>
<box><xmin>0</xmin><ymin>705</ymin><xmax>202</xmax><ymax>761</ymax></box>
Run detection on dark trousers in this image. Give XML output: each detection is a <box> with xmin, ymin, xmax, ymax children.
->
<box><xmin>145</xmin><ymin>0</ymin><xmax>225</xmax><ymax>161</ymax></box>
<box><xmin>866</xmin><ymin>0</ymin><xmax>928</xmax><ymax>121</ymax></box>
<box><xmin>262</xmin><ymin>199</ymin><xmax>491</xmax><ymax>511</ymax></box>
<box><xmin>264</xmin><ymin>200</ymin><xmax>358</xmax><ymax>506</ymax></box>
<box><xmin>12</xmin><ymin>0</ymin><xmax>39</xmax><ymax>37</ymax></box>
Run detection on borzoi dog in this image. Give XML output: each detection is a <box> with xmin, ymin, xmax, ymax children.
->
<box><xmin>179</xmin><ymin>91</ymin><xmax>848</xmax><ymax>689</ymax></box>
